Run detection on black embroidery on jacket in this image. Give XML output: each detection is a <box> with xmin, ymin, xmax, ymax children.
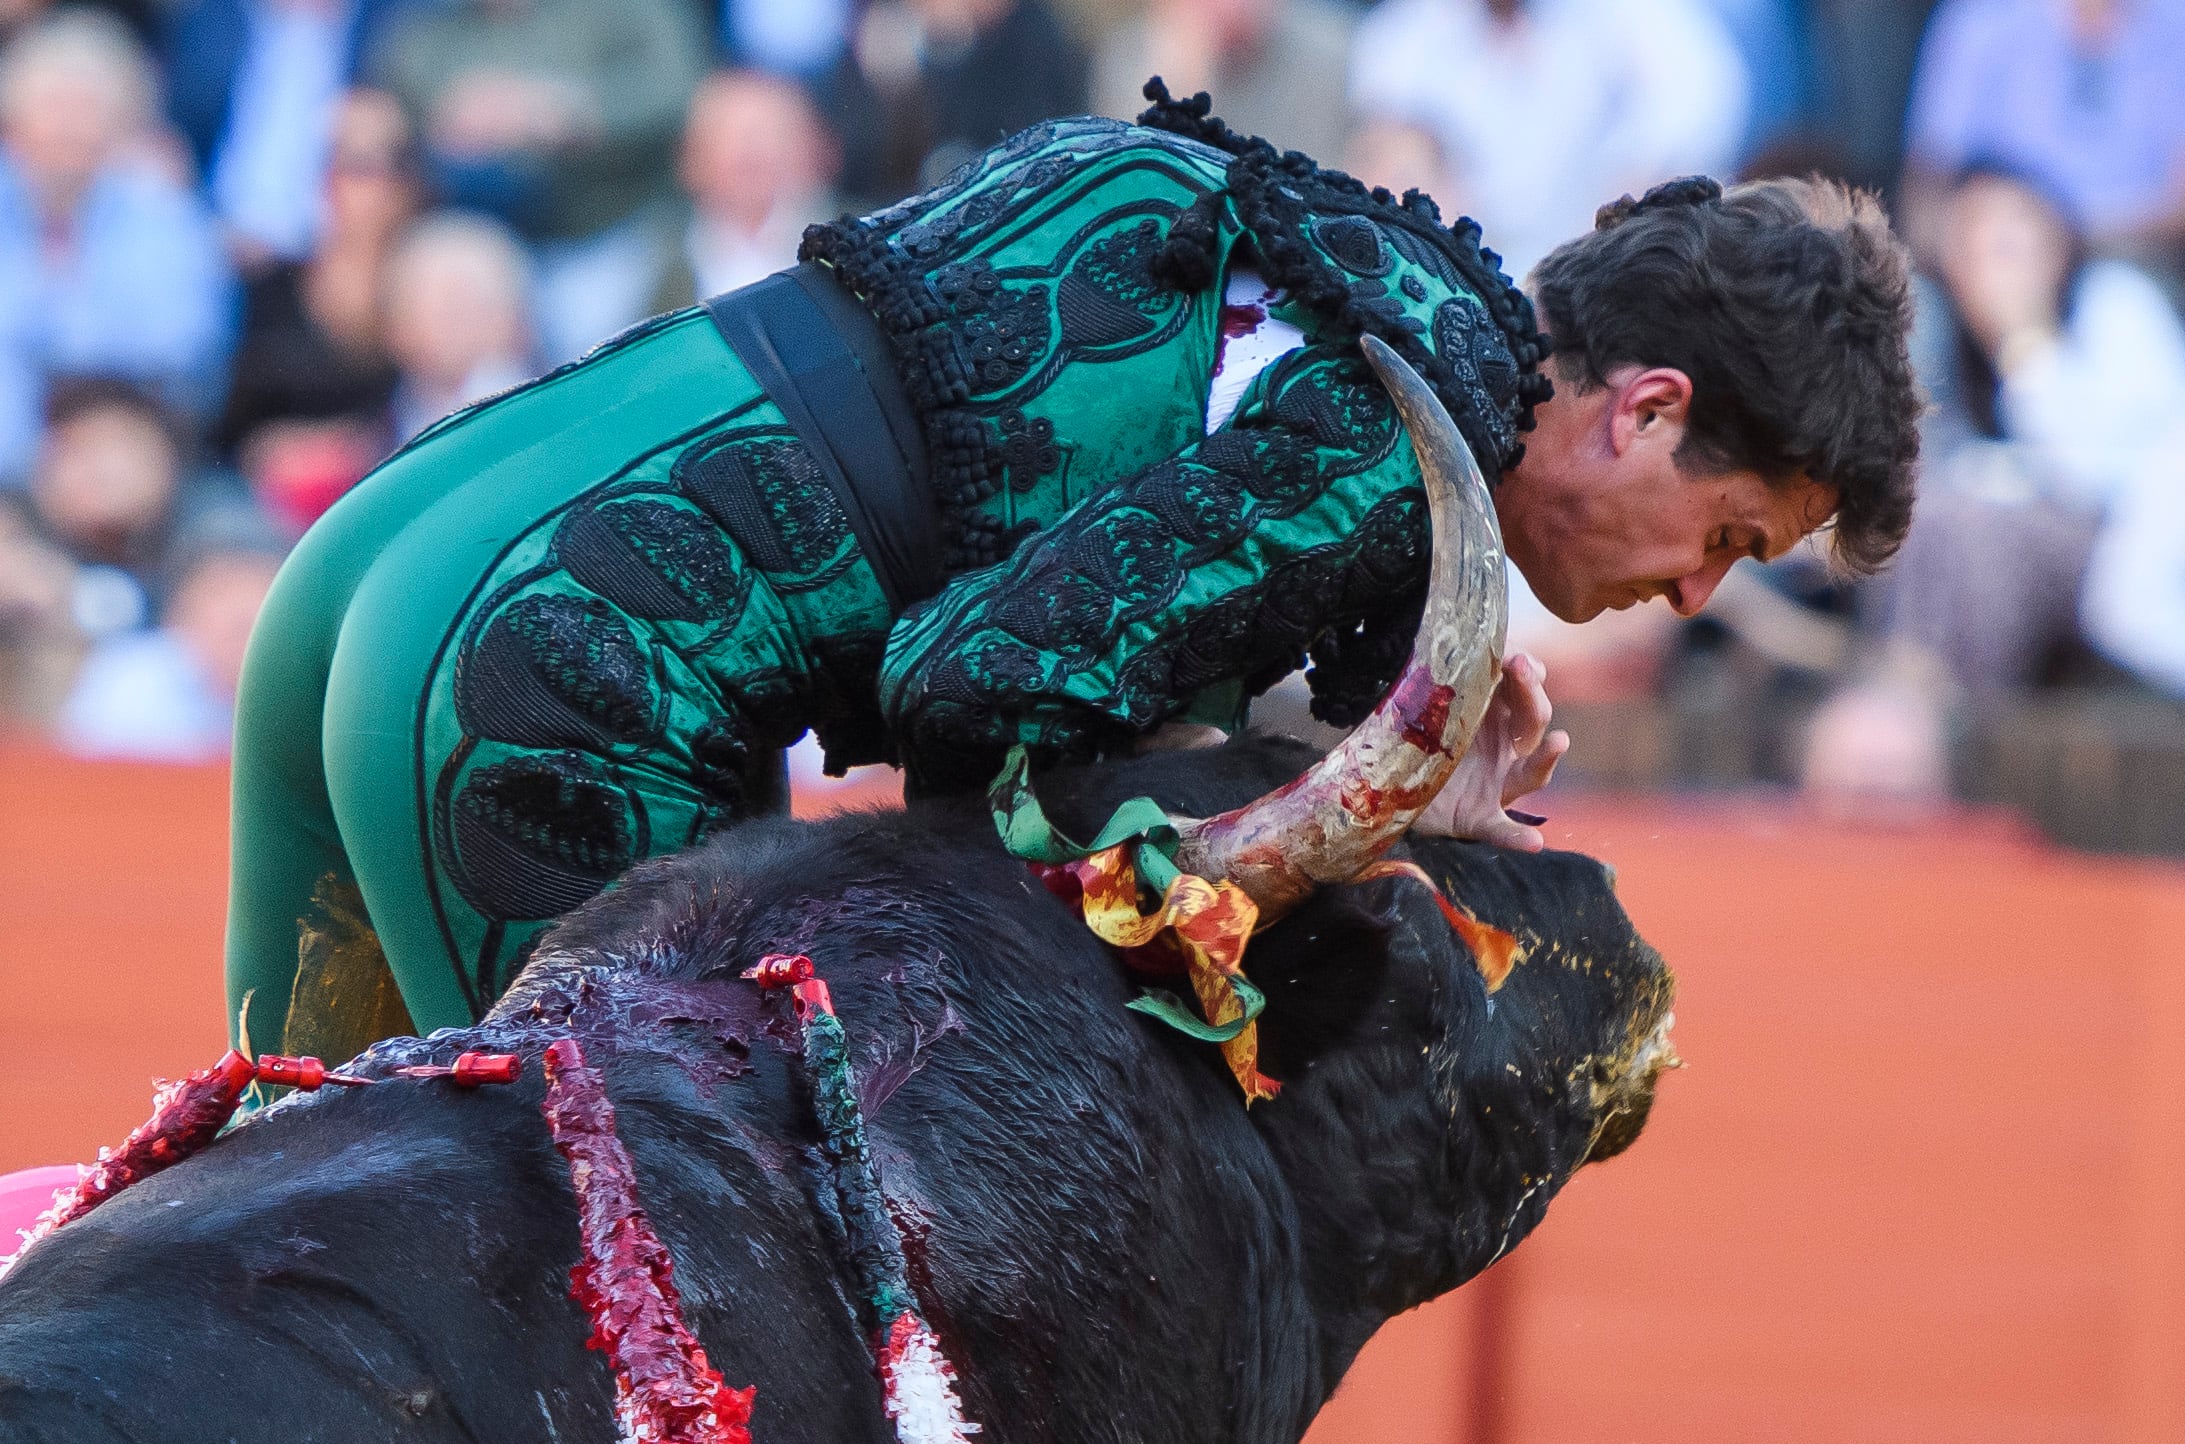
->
<box><xmin>448</xmin><ymin>751</ymin><xmax>641</xmax><ymax>925</ymax></box>
<box><xmin>1135</xmin><ymin>78</ymin><xmax>1553</xmax><ymax>475</ymax></box>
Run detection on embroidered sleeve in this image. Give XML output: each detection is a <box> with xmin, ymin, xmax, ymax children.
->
<box><xmin>877</xmin><ymin>340</ymin><xmax>1434</xmax><ymax>794</ymax></box>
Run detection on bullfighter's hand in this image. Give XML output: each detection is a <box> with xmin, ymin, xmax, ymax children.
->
<box><xmin>1410</xmin><ymin>652</ymin><xmax>1568</xmax><ymax>851</ymax></box>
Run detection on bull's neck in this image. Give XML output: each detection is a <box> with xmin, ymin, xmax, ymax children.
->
<box><xmin>1255</xmin><ymin>992</ymin><xmax>1560</xmax><ymax>1394</ymax></box>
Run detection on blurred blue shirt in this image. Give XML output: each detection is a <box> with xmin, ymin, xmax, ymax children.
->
<box><xmin>209</xmin><ymin>0</ymin><xmax>350</xmax><ymax>259</ymax></box>
<box><xmin>56</xmin><ymin>627</ymin><xmax>235</xmax><ymax>762</ymax></box>
<box><xmin>1907</xmin><ymin>0</ymin><xmax>2185</xmax><ymax>233</ymax></box>
<box><xmin>0</xmin><ymin>157</ymin><xmax>237</xmax><ymax>483</ymax></box>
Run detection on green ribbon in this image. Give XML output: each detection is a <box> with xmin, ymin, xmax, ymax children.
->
<box><xmin>987</xmin><ymin>745</ymin><xmax>1182</xmax><ymax>892</ymax></box>
<box><xmin>988</xmin><ymin>746</ymin><xmax>1261</xmax><ymax>1042</ymax></box>
<box><xmin>1124</xmin><ymin>986</ymin><xmax>1261</xmax><ymax>1043</ymax></box>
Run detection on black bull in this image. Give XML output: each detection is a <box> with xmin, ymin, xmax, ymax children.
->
<box><xmin>0</xmin><ymin>736</ymin><xmax>1675</xmax><ymax>1443</ymax></box>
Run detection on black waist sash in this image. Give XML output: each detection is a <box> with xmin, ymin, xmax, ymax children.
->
<box><xmin>703</xmin><ymin>262</ymin><xmax>939</xmax><ymax>613</ymax></box>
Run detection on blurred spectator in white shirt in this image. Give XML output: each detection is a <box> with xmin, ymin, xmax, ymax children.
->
<box><xmin>1885</xmin><ymin>166</ymin><xmax>2185</xmax><ymax>677</ymax></box>
<box><xmin>1918</xmin><ymin>166</ymin><xmax>2185</xmax><ymax>514</ymax></box>
<box><xmin>383</xmin><ymin>211</ymin><xmax>535</xmax><ymax>441</ymax></box>
<box><xmin>647</xmin><ymin>68</ymin><xmax>840</xmax><ymax>311</ymax></box>
<box><xmin>1091</xmin><ymin>0</ymin><xmax>1354</xmax><ymax>162</ymax></box>
<box><xmin>55</xmin><ymin>502</ymin><xmax>287</xmax><ymax>761</ymax></box>
<box><xmin>1348</xmin><ymin>0</ymin><xmax>1750</xmax><ymax>279</ymax></box>
<box><xmin>1803</xmin><ymin>164</ymin><xmax>2185</xmax><ymax>805</ymax></box>
<box><xmin>0</xmin><ymin>11</ymin><xmax>234</xmax><ymax>482</ymax></box>
<box><xmin>2080</xmin><ymin>426</ymin><xmax>2185</xmax><ymax>699</ymax></box>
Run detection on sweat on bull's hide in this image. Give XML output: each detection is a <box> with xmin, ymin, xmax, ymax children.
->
<box><xmin>0</xmin><ymin>734</ymin><xmax>1677</xmax><ymax>1444</ymax></box>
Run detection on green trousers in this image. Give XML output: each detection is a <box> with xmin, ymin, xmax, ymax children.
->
<box><xmin>225</xmin><ymin>308</ymin><xmax>891</xmax><ymax>1054</ymax></box>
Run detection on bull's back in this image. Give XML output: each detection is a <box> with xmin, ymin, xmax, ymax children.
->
<box><xmin>0</xmin><ymin>1064</ymin><xmax>896</xmax><ymax>1444</ymax></box>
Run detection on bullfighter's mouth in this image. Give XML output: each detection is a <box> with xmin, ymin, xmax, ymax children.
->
<box><xmin>1581</xmin><ymin>984</ymin><xmax>1681</xmax><ymax>1166</ymax></box>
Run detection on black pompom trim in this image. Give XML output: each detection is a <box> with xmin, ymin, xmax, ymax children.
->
<box><xmin>800</xmin><ymin>215</ymin><xmax>1004</xmax><ymax>572</ymax></box>
<box><xmin>801</xmin><ymin>84</ymin><xmax>1557</xmax><ymax>575</ymax></box>
<box><xmin>1136</xmin><ymin>78</ymin><xmax>1553</xmax><ymax>475</ymax></box>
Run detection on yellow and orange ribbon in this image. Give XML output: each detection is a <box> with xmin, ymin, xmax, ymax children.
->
<box><xmin>990</xmin><ymin>748</ymin><xmax>1524</xmax><ymax>1104</ymax></box>
<box><xmin>1054</xmin><ymin>842</ymin><xmax>1276</xmax><ymax>1101</ymax></box>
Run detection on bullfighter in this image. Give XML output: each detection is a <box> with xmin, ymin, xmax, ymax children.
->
<box><xmin>224</xmin><ymin>83</ymin><xmax>1920</xmax><ymax>1058</ymax></box>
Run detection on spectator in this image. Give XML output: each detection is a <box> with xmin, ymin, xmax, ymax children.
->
<box><xmin>647</xmin><ymin>68</ymin><xmax>840</xmax><ymax>311</ymax></box>
<box><xmin>1090</xmin><ymin>0</ymin><xmax>1354</xmax><ymax>162</ymax></box>
<box><xmin>1918</xmin><ymin>166</ymin><xmax>2185</xmax><ymax>514</ymax></box>
<box><xmin>2080</xmin><ymin>424</ymin><xmax>2185</xmax><ymax>698</ymax></box>
<box><xmin>217</xmin><ymin>88</ymin><xmax>414</xmax><ymax>531</ymax></box>
<box><xmin>1349</xmin><ymin>0</ymin><xmax>1750</xmax><ymax>278</ymax></box>
<box><xmin>366</xmin><ymin>0</ymin><xmax>707</xmax><ymax>360</ymax></box>
<box><xmin>382</xmin><ymin>211</ymin><xmax>534</xmax><ymax>442</ymax></box>
<box><xmin>162</xmin><ymin>0</ymin><xmax>418</xmax><ymax>266</ymax></box>
<box><xmin>0</xmin><ymin>494</ymin><xmax>78</xmax><ymax>722</ymax></box>
<box><xmin>18</xmin><ymin>378</ymin><xmax>193</xmax><ymax>638</ymax></box>
<box><xmin>55</xmin><ymin>501</ymin><xmax>288</xmax><ymax>761</ymax></box>
<box><xmin>718</xmin><ymin>0</ymin><xmax>852</xmax><ymax>77</ymax></box>
<box><xmin>0</xmin><ymin>11</ymin><xmax>235</xmax><ymax>482</ymax></box>
<box><xmin>1903</xmin><ymin>0</ymin><xmax>2185</xmax><ymax>255</ymax></box>
<box><xmin>820</xmin><ymin>0</ymin><xmax>1088</xmax><ymax>207</ymax></box>
<box><xmin>1802</xmin><ymin>164</ymin><xmax>2185</xmax><ymax>805</ymax></box>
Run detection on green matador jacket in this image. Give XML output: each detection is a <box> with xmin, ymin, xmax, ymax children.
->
<box><xmin>224</xmin><ymin>86</ymin><xmax>1553</xmax><ymax>1060</ymax></box>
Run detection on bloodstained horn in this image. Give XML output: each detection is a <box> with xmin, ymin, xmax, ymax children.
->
<box><xmin>1172</xmin><ymin>334</ymin><xmax>1509</xmax><ymax>918</ymax></box>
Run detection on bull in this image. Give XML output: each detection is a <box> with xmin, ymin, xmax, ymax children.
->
<box><xmin>0</xmin><ymin>340</ymin><xmax>1677</xmax><ymax>1444</ymax></box>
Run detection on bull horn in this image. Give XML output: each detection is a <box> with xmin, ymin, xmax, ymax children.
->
<box><xmin>1172</xmin><ymin>334</ymin><xmax>1509</xmax><ymax>919</ymax></box>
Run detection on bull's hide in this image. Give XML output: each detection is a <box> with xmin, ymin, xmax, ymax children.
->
<box><xmin>0</xmin><ymin>736</ymin><xmax>1674</xmax><ymax>1444</ymax></box>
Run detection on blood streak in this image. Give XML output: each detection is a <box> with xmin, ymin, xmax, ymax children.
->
<box><xmin>1</xmin><ymin>1050</ymin><xmax>256</xmax><ymax>1275</ymax></box>
<box><xmin>1387</xmin><ymin>668</ymin><xmax>1459</xmax><ymax>755</ymax></box>
<box><xmin>1210</xmin><ymin>291</ymin><xmax>1270</xmax><ymax>378</ymax></box>
<box><xmin>541</xmin><ymin>1037</ymin><xmax>755</xmax><ymax>1444</ymax></box>
<box><xmin>1338</xmin><ymin>774</ymin><xmax>1438</xmax><ymax>826</ymax></box>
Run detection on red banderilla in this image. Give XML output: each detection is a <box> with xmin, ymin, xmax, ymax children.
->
<box><xmin>249</xmin><ymin>1051</ymin><xmax>523</xmax><ymax>1090</ymax></box>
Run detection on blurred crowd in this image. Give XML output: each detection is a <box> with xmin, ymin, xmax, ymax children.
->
<box><xmin>0</xmin><ymin>0</ymin><xmax>2177</xmax><ymax>843</ymax></box>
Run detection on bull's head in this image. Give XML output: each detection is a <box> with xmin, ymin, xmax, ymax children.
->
<box><xmin>1045</xmin><ymin>736</ymin><xmax>1678</xmax><ymax>1367</ymax></box>
<box><xmin>1173</xmin><ymin>334</ymin><xmax>1508</xmax><ymax>920</ymax></box>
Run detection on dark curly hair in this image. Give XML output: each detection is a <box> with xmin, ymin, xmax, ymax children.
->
<box><xmin>1529</xmin><ymin>175</ymin><xmax>1920</xmax><ymax>574</ymax></box>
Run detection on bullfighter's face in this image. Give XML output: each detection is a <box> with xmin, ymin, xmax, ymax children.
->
<box><xmin>1497</xmin><ymin>361</ymin><xmax>1839</xmax><ymax>623</ymax></box>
